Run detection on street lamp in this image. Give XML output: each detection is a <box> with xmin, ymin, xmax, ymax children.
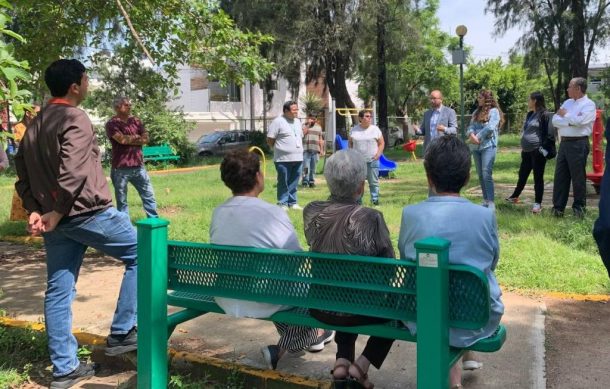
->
<box><xmin>452</xmin><ymin>25</ymin><xmax>468</xmax><ymax>139</ymax></box>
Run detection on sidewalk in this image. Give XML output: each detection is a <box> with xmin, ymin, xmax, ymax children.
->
<box><xmin>0</xmin><ymin>242</ymin><xmax>546</xmax><ymax>388</ymax></box>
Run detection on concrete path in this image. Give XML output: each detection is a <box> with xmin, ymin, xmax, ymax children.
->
<box><xmin>0</xmin><ymin>242</ymin><xmax>546</xmax><ymax>388</ymax></box>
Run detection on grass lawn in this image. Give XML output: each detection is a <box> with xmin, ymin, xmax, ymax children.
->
<box><xmin>1</xmin><ymin>133</ymin><xmax>608</xmax><ymax>295</ymax></box>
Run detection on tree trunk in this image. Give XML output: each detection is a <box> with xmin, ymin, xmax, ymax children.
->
<box><xmin>570</xmin><ymin>0</ymin><xmax>587</xmax><ymax>78</ymax></box>
<box><xmin>376</xmin><ymin>7</ymin><xmax>389</xmax><ymax>145</ymax></box>
<box><xmin>326</xmin><ymin>51</ymin><xmax>355</xmax><ymax>139</ymax></box>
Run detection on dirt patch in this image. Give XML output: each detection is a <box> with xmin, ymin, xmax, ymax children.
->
<box><xmin>544</xmin><ymin>297</ymin><xmax>610</xmax><ymax>388</ymax></box>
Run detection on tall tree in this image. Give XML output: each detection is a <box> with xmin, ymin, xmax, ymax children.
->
<box><xmin>486</xmin><ymin>0</ymin><xmax>610</xmax><ymax>109</ymax></box>
<box><xmin>10</xmin><ymin>0</ymin><xmax>274</xmax><ymax>98</ymax></box>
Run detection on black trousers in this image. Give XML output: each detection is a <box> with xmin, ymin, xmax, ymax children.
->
<box><xmin>552</xmin><ymin>138</ymin><xmax>589</xmax><ymax>211</ymax></box>
<box><xmin>510</xmin><ymin>150</ymin><xmax>547</xmax><ymax>204</ymax></box>
<box><xmin>310</xmin><ymin>309</ymin><xmax>394</xmax><ymax>369</ymax></box>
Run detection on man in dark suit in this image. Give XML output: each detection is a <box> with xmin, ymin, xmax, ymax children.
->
<box><xmin>415</xmin><ymin>90</ymin><xmax>458</xmax><ymax>151</ymax></box>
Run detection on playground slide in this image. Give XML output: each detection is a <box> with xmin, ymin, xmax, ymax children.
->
<box><xmin>335</xmin><ymin>135</ymin><xmax>397</xmax><ymax>177</ymax></box>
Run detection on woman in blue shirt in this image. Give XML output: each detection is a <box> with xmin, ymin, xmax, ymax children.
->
<box><xmin>467</xmin><ymin>90</ymin><xmax>505</xmax><ymax>210</ymax></box>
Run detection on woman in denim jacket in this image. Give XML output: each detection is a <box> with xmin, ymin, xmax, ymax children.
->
<box><xmin>467</xmin><ymin>90</ymin><xmax>504</xmax><ymax>209</ymax></box>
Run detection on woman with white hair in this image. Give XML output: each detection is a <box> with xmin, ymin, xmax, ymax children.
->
<box><xmin>303</xmin><ymin>149</ymin><xmax>395</xmax><ymax>389</ymax></box>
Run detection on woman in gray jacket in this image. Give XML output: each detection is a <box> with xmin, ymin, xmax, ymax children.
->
<box><xmin>505</xmin><ymin>92</ymin><xmax>554</xmax><ymax>213</ymax></box>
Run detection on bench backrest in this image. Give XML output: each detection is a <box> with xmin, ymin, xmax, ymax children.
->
<box><xmin>166</xmin><ymin>240</ymin><xmax>491</xmax><ymax>330</ymax></box>
<box><xmin>143</xmin><ymin>144</ymin><xmax>175</xmax><ymax>157</ymax></box>
<box><xmin>136</xmin><ymin>219</ymin><xmax>496</xmax><ymax>389</ymax></box>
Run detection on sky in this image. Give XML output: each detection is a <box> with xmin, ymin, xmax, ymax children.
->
<box><xmin>437</xmin><ymin>0</ymin><xmax>610</xmax><ymax>65</ymax></box>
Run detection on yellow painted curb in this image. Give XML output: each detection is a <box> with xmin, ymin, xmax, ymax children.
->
<box><xmin>0</xmin><ymin>317</ymin><xmax>331</xmax><ymax>389</ymax></box>
<box><xmin>1</xmin><ymin>235</ymin><xmax>43</xmax><ymax>245</ymax></box>
<box><xmin>543</xmin><ymin>292</ymin><xmax>609</xmax><ymax>302</ymax></box>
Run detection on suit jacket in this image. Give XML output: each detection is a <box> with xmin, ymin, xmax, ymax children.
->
<box><xmin>420</xmin><ymin>105</ymin><xmax>458</xmax><ymax>150</ymax></box>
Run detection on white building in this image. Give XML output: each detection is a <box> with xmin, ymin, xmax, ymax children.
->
<box><xmin>166</xmin><ymin>64</ymin><xmax>363</xmax><ymax>142</ymax></box>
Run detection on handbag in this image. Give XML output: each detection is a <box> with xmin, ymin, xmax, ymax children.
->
<box><xmin>538</xmin><ymin>112</ymin><xmax>556</xmax><ymax>160</ymax></box>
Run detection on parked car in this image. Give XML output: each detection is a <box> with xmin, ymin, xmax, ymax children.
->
<box><xmin>196</xmin><ymin>130</ymin><xmax>251</xmax><ymax>156</ymax></box>
<box><xmin>389</xmin><ymin>126</ymin><xmax>404</xmax><ymax>146</ymax></box>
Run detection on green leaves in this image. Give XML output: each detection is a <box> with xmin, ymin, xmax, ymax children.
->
<box><xmin>0</xmin><ymin>5</ymin><xmax>31</xmax><ymax>118</ymax></box>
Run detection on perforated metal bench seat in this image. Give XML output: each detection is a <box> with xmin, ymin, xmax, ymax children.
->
<box><xmin>137</xmin><ymin>219</ymin><xmax>507</xmax><ymax>389</ymax></box>
<box><xmin>167</xmin><ymin>290</ymin><xmax>507</xmax><ymax>355</ymax></box>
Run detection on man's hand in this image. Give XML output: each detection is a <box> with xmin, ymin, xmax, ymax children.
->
<box><xmin>41</xmin><ymin>211</ymin><xmax>64</xmax><ymax>234</ymax></box>
<box><xmin>557</xmin><ymin>108</ymin><xmax>567</xmax><ymax>117</ymax></box>
<box><xmin>27</xmin><ymin>212</ymin><xmax>44</xmax><ymax>236</ymax></box>
<box><xmin>437</xmin><ymin>124</ymin><xmax>446</xmax><ymax>132</ymax></box>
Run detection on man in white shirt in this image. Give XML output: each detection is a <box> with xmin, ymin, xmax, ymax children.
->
<box><xmin>267</xmin><ymin>101</ymin><xmax>304</xmax><ymax>210</ymax></box>
<box><xmin>551</xmin><ymin>77</ymin><xmax>596</xmax><ymax>218</ymax></box>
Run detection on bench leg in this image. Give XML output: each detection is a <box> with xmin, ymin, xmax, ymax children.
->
<box><xmin>137</xmin><ymin>219</ymin><xmax>170</xmax><ymax>389</ymax></box>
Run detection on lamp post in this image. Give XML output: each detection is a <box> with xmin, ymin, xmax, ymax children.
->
<box><xmin>453</xmin><ymin>25</ymin><xmax>468</xmax><ymax>139</ymax></box>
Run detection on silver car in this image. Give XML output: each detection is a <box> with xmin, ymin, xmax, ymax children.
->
<box><xmin>196</xmin><ymin>130</ymin><xmax>251</xmax><ymax>156</ymax></box>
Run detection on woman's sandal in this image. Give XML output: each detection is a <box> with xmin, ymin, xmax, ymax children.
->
<box><xmin>451</xmin><ymin>385</ymin><xmax>463</xmax><ymax>389</ymax></box>
<box><xmin>330</xmin><ymin>359</ymin><xmax>350</xmax><ymax>389</ymax></box>
<box><xmin>348</xmin><ymin>362</ymin><xmax>374</xmax><ymax>389</ymax></box>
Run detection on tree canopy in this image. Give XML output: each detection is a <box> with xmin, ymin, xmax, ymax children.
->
<box><xmin>10</xmin><ymin>0</ymin><xmax>274</xmax><ymax>97</ymax></box>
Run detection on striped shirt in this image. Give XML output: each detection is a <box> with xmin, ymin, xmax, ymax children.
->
<box><xmin>303</xmin><ymin>124</ymin><xmax>323</xmax><ymax>153</ymax></box>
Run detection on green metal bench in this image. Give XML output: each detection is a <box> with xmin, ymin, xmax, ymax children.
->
<box><xmin>142</xmin><ymin>144</ymin><xmax>180</xmax><ymax>162</ymax></box>
<box><xmin>136</xmin><ymin>218</ymin><xmax>506</xmax><ymax>389</ymax></box>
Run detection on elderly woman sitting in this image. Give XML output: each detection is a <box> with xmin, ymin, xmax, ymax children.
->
<box><xmin>398</xmin><ymin>136</ymin><xmax>504</xmax><ymax>388</ymax></box>
<box><xmin>210</xmin><ymin>149</ymin><xmax>333</xmax><ymax>370</ymax></box>
<box><xmin>304</xmin><ymin>149</ymin><xmax>395</xmax><ymax>389</ymax></box>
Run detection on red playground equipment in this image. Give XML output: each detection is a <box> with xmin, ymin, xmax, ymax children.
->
<box><xmin>587</xmin><ymin>109</ymin><xmax>605</xmax><ymax>194</ymax></box>
<box><xmin>402</xmin><ymin>140</ymin><xmax>417</xmax><ymax>160</ymax></box>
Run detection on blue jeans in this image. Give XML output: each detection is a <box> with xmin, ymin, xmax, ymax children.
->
<box><xmin>42</xmin><ymin>207</ymin><xmax>138</xmax><ymax>376</ymax></box>
<box><xmin>275</xmin><ymin>161</ymin><xmax>302</xmax><ymax>206</ymax></box>
<box><xmin>472</xmin><ymin>147</ymin><xmax>497</xmax><ymax>203</ymax></box>
<box><xmin>367</xmin><ymin>160</ymin><xmax>380</xmax><ymax>202</ymax></box>
<box><xmin>111</xmin><ymin>166</ymin><xmax>158</xmax><ymax>218</ymax></box>
<box><xmin>302</xmin><ymin>151</ymin><xmax>320</xmax><ymax>185</ymax></box>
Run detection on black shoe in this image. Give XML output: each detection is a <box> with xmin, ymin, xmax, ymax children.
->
<box><xmin>105</xmin><ymin>326</ymin><xmax>137</xmax><ymax>356</ymax></box>
<box><xmin>372</xmin><ymin>200</ymin><xmax>379</xmax><ymax>206</ymax></box>
<box><xmin>573</xmin><ymin>208</ymin><xmax>586</xmax><ymax>219</ymax></box>
<box><xmin>301</xmin><ymin>182</ymin><xmax>309</xmax><ymax>187</ymax></box>
<box><xmin>551</xmin><ymin>208</ymin><xmax>564</xmax><ymax>218</ymax></box>
<box><xmin>50</xmin><ymin>362</ymin><xmax>95</xmax><ymax>389</ymax></box>
<box><xmin>307</xmin><ymin>330</ymin><xmax>335</xmax><ymax>352</ymax></box>
<box><xmin>261</xmin><ymin>345</ymin><xmax>280</xmax><ymax>369</ymax></box>
<box><xmin>309</xmin><ymin>183</ymin><xmax>316</xmax><ymax>188</ymax></box>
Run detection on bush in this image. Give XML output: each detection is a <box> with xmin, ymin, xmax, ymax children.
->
<box><xmin>248</xmin><ymin>130</ymin><xmax>271</xmax><ymax>155</ymax></box>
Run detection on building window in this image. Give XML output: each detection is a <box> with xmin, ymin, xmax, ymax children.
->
<box><xmin>209</xmin><ymin>81</ymin><xmax>241</xmax><ymax>102</ymax></box>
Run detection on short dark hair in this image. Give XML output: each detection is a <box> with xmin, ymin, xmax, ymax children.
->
<box><xmin>44</xmin><ymin>59</ymin><xmax>86</xmax><ymax>97</ymax></box>
<box><xmin>424</xmin><ymin>135</ymin><xmax>471</xmax><ymax>194</ymax></box>
<box><xmin>220</xmin><ymin>149</ymin><xmax>261</xmax><ymax>195</ymax></box>
<box><xmin>358</xmin><ymin>110</ymin><xmax>370</xmax><ymax>119</ymax></box>
<box><xmin>283</xmin><ymin>100</ymin><xmax>298</xmax><ymax>113</ymax></box>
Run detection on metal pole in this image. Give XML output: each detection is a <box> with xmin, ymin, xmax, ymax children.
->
<box><xmin>459</xmin><ymin>36</ymin><xmax>465</xmax><ymax>140</ymax></box>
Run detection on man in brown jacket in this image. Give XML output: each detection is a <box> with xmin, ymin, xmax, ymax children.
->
<box><xmin>15</xmin><ymin>59</ymin><xmax>138</xmax><ymax>389</ymax></box>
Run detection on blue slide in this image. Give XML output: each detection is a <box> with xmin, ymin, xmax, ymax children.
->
<box><xmin>335</xmin><ymin>135</ymin><xmax>397</xmax><ymax>177</ymax></box>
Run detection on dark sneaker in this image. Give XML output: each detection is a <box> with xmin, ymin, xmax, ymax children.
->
<box><xmin>105</xmin><ymin>326</ymin><xmax>137</xmax><ymax>356</ymax></box>
<box><xmin>50</xmin><ymin>362</ymin><xmax>95</xmax><ymax>389</ymax></box>
<box><xmin>261</xmin><ymin>345</ymin><xmax>280</xmax><ymax>370</ymax></box>
<box><xmin>551</xmin><ymin>208</ymin><xmax>564</xmax><ymax>218</ymax></box>
<box><xmin>573</xmin><ymin>208</ymin><xmax>586</xmax><ymax>219</ymax></box>
<box><xmin>372</xmin><ymin>200</ymin><xmax>379</xmax><ymax>206</ymax></box>
<box><xmin>309</xmin><ymin>183</ymin><xmax>316</xmax><ymax>188</ymax></box>
<box><xmin>307</xmin><ymin>330</ymin><xmax>335</xmax><ymax>352</ymax></box>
